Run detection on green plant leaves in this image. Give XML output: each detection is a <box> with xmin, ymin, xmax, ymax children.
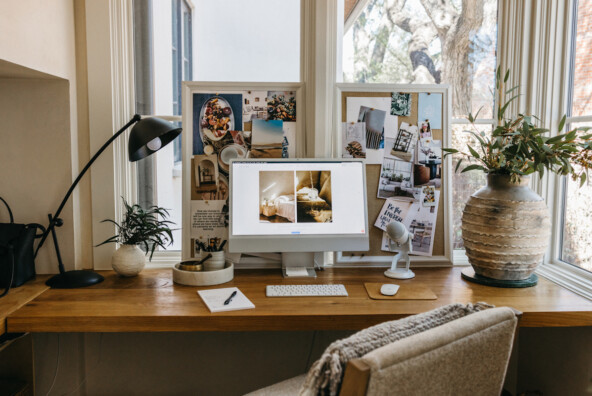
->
<box><xmin>558</xmin><ymin>115</ymin><xmax>566</xmax><ymax>133</ymax></box>
<box><xmin>461</xmin><ymin>164</ymin><xmax>486</xmax><ymax>173</ymax></box>
<box><xmin>96</xmin><ymin>197</ymin><xmax>176</xmax><ymax>261</ymax></box>
<box><xmin>443</xmin><ymin>68</ymin><xmax>592</xmax><ymax>185</ymax></box>
<box><xmin>467</xmin><ymin>145</ymin><xmax>480</xmax><ymax>159</ymax></box>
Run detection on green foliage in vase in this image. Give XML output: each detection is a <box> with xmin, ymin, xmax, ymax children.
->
<box><xmin>444</xmin><ymin>68</ymin><xmax>592</xmax><ymax>186</ymax></box>
<box><xmin>97</xmin><ymin>198</ymin><xmax>174</xmax><ymax>260</ymax></box>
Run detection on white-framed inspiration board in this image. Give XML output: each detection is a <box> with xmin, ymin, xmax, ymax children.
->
<box><xmin>181</xmin><ymin>82</ymin><xmax>304</xmax><ymax>262</ymax></box>
<box><xmin>333</xmin><ymin>83</ymin><xmax>453</xmax><ymax>266</ymax></box>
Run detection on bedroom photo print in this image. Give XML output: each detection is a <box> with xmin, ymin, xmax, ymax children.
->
<box><xmin>257</xmin><ymin>170</ymin><xmax>333</xmax><ymax>224</ymax></box>
<box><xmin>259</xmin><ymin>171</ymin><xmax>296</xmax><ymax>223</ymax></box>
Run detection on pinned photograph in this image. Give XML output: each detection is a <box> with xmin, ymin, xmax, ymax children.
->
<box><xmin>418</xmin><ymin>93</ymin><xmax>442</xmax><ymax>129</ymax></box>
<box><xmin>345</xmin><ymin>96</ymin><xmax>395</xmax><ymax>164</ymax></box>
<box><xmin>199</xmin><ymin>174</ymin><xmax>229</xmax><ymax>201</ymax></box>
<box><xmin>259</xmin><ymin>171</ymin><xmax>296</xmax><ymax>223</ymax></box>
<box><xmin>420</xmin><ymin>120</ymin><xmax>432</xmax><ymax>139</ymax></box>
<box><xmin>243</xmin><ymin>91</ymin><xmax>268</xmax><ymax>121</ymax></box>
<box><xmin>267</xmin><ymin>91</ymin><xmax>296</xmax><ymax>121</ymax></box>
<box><xmin>403</xmin><ymin>190</ymin><xmax>440</xmax><ymax>256</ymax></box>
<box><xmin>281</xmin><ymin>122</ymin><xmax>297</xmax><ymax>158</ymax></box>
<box><xmin>415</xmin><ymin>139</ymin><xmax>442</xmax><ymax>187</ymax></box>
<box><xmin>251</xmin><ymin>119</ymin><xmax>284</xmax><ymax>158</ymax></box>
<box><xmin>342</xmin><ymin>122</ymin><xmax>366</xmax><ymax>158</ymax></box>
<box><xmin>389</xmin><ymin>122</ymin><xmax>418</xmax><ymax>162</ymax></box>
<box><xmin>378</xmin><ymin>157</ymin><xmax>414</xmax><ymax>200</ymax></box>
<box><xmin>421</xmin><ymin>185</ymin><xmax>436</xmax><ymax>207</ymax></box>
<box><xmin>192</xmin><ymin>155</ymin><xmax>219</xmax><ymax>194</ymax></box>
<box><xmin>391</xmin><ymin>92</ymin><xmax>412</xmax><ymax>116</ymax></box>
<box><xmin>193</xmin><ymin>93</ymin><xmax>243</xmax><ymax>155</ymax></box>
<box><xmin>296</xmin><ymin>170</ymin><xmax>333</xmax><ymax>223</ymax></box>
<box><xmin>358</xmin><ymin>106</ymin><xmax>386</xmax><ymax>150</ymax></box>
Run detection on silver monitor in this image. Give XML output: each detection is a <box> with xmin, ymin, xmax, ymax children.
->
<box><xmin>229</xmin><ymin>158</ymin><xmax>369</xmax><ymax>277</ymax></box>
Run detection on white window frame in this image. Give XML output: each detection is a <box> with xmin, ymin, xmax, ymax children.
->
<box><xmin>86</xmin><ymin>0</ymin><xmax>591</xmax><ymax>299</ymax></box>
<box><xmin>537</xmin><ymin>0</ymin><xmax>592</xmax><ymax>300</ymax></box>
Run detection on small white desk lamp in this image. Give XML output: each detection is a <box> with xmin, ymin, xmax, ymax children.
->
<box><xmin>385</xmin><ymin>221</ymin><xmax>415</xmax><ymax>279</ymax></box>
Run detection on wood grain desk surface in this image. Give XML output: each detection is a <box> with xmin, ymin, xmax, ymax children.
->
<box><xmin>0</xmin><ymin>277</ymin><xmax>49</xmax><ymax>335</ymax></box>
<box><xmin>6</xmin><ymin>267</ymin><xmax>592</xmax><ymax>333</ymax></box>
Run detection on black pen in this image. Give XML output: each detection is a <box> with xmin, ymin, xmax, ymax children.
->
<box><xmin>224</xmin><ymin>290</ymin><xmax>237</xmax><ymax>305</ymax></box>
<box><xmin>218</xmin><ymin>240</ymin><xmax>227</xmax><ymax>251</ymax></box>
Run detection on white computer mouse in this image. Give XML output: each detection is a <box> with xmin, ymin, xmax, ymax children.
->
<box><xmin>380</xmin><ymin>283</ymin><xmax>400</xmax><ymax>296</ymax></box>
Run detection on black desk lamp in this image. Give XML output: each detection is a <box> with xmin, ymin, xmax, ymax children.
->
<box><xmin>37</xmin><ymin>114</ymin><xmax>182</xmax><ymax>288</ymax></box>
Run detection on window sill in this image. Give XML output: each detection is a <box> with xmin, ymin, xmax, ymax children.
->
<box><xmin>144</xmin><ymin>251</ymin><xmax>182</xmax><ymax>268</ymax></box>
<box><xmin>537</xmin><ymin>261</ymin><xmax>592</xmax><ymax>301</ymax></box>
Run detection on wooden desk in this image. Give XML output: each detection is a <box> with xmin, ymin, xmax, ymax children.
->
<box><xmin>6</xmin><ymin>267</ymin><xmax>592</xmax><ymax>333</ymax></box>
<box><xmin>0</xmin><ymin>277</ymin><xmax>49</xmax><ymax>335</ymax></box>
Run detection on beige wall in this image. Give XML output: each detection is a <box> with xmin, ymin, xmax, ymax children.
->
<box><xmin>0</xmin><ymin>79</ymin><xmax>75</xmax><ymax>273</ymax></box>
<box><xmin>0</xmin><ymin>0</ymin><xmax>93</xmax><ymax>272</ymax></box>
<box><xmin>0</xmin><ymin>0</ymin><xmax>77</xmax><ymax>80</ymax></box>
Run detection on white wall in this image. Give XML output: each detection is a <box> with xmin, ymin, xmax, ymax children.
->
<box><xmin>0</xmin><ymin>0</ymin><xmax>91</xmax><ymax>272</ymax></box>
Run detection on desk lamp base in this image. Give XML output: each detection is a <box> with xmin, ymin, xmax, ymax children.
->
<box><xmin>46</xmin><ymin>270</ymin><xmax>105</xmax><ymax>289</ymax></box>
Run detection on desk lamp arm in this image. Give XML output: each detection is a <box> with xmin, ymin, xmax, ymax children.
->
<box><xmin>35</xmin><ymin>114</ymin><xmax>142</xmax><ymax>270</ymax></box>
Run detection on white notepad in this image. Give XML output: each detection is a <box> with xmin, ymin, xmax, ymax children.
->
<box><xmin>197</xmin><ymin>287</ymin><xmax>255</xmax><ymax>313</ymax></box>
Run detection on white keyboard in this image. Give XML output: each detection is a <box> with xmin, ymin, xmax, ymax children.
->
<box><xmin>266</xmin><ymin>284</ymin><xmax>348</xmax><ymax>297</ymax></box>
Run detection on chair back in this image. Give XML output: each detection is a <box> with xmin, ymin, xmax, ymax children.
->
<box><xmin>339</xmin><ymin>307</ymin><xmax>520</xmax><ymax>396</ymax></box>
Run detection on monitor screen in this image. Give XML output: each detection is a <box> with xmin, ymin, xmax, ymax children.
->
<box><xmin>229</xmin><ymin>159</ymin><xmax>368</xmax><ymax>253</ymax></box>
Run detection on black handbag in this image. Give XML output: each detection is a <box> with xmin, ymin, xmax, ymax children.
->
<box><xmin>0</xmin><ymin>197</ymin><xmax>45</xmax><ymax>298</ymax></box>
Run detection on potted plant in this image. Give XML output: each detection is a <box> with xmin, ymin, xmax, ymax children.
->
<box><xmin>98</xmin><ymin>198</ymin><xmax>175</xmax><ymax>276</ymax></box>
<box><xmin>444</xmin><ymin>68</ymin><xmax>592</xmax><ymax>284</ymax></box>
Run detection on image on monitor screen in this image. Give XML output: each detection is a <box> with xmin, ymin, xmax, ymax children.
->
<box><xmin>259</xmin><ymin>170</ymin><xmax>296</xmax><ymax>223</ymax></box>
<box><xmin>295</xmin><ymin>170</ymin><xmax>332</xmax><ymax>223</ymax></box>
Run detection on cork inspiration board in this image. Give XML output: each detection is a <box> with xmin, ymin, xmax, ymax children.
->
<box><xmin>336</xmin><ymin>86</ymin><xmax>450</xmax><ymax>261</ymax></box>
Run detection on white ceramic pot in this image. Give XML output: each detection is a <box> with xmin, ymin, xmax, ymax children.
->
<box><xmin>112</xmin><ymin>244</ymin><xmax>146</xmax><ymax>277</ymax></box>
<box><xmin>204</xmin><ymin>251</ymin><xmax>225</xmax><ymax>271</ymax></box>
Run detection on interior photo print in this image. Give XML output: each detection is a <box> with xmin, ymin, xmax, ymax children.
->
<box><xmin>409</xmin><ymin>218</ymin><xmax>434</xmax><ymax>255</ymax></box>
<box><xmin>415</xmin><ymin>139</ymin><xmax>442</xmax><ymax>188</ymax></box>
<box><xmin>378</xmin><ymin>157</ymin><xmax>414</xmax><ymax>199</ymax></box>
<box><xmin>296</xmin><ymin>170</ymin><xmax>333</xmax><ymax>223</ymax></box>
<box><xmin>259</xmin><ymin>170</ymin><xmax>296</xmax><ymax>223</ymax></box>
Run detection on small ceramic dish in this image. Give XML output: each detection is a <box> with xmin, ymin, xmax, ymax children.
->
<box><xmin>178</xmin><ymin>261</ymin><xmax>204</xmax><ymax>272</ymax></box>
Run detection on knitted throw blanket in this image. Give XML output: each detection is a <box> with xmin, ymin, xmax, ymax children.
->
<box><xmin>299</xmin><ymin>302</ymin><xmax>493</xmax><ymax>396</ymax></box>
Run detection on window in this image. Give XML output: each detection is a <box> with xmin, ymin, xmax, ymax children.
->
<box><xmin>134</xmin><ymin>0</ymin><xmax>194</xmax><ymax>251</ymax></box>
<box><xmin>343</xmin><ymin>0</ymin><xmax>498</xmax><ymax>249</ymax></box>
<box><xmin>561</xmin><ymin>0</ymin><xmax>592</xmax><ymax>273</ymax></box>
<box><xmin>132</xmin><ymin>0</ymin><xmax>301</xmax><ymax>255</ymax></box>
<box><xmin>172</xmin><ymin>0</ymin><xmax>193</xmax><ymax>163</ymax></box>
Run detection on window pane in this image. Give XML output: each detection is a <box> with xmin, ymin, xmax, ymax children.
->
<box><xmin>194</xmin><ymin>0</ymin><xmax>300</xmax><ymax>82</ymax></box>
<box><xmin>570</xmin><ymin>0</ymin><xmax>592</xmax><ymax>117</ymax></box>
<box><xmin>561</xmin><ymin>122</ymin><xmax>592</xmax><ymax>272</ymax></box>
<box><xmin>134</xmin><ymin>0</ymin><xmax>190</xmax><ymax>251</ymax></box>
<box><xmin>450</xmin><ymin>124</ymin><xmax>492</xmax><ymax>249</ymax></box>
<box><xmin>343</xmin><ymin>0</ymin><xmax>498</xmax><ymax>118</ymax></box>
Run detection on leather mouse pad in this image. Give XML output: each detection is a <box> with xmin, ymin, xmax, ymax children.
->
<box><xmin>364</xmin><ymin>283</ymin><xmax>437</xmax><ymax>300</ymax></box>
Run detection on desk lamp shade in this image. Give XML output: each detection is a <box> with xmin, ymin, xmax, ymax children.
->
<box><xmin>129</xmin><ymin>117</ymin><xmax>182</xmax><ymax>161</ymax></box>
<box><xmin>41</xmin><ymin>115</ymin><xmax>182</xmax><ymax>289</ymax></box>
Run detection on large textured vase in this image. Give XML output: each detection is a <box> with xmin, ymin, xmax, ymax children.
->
<box><xmin>462</xmin><ymin>174</ymin><xmax>551</xmax><ymax>280</ymax></box>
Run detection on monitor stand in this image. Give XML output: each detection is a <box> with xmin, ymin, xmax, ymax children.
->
<box><xmin>281</xmin><ymin>252</ymin><xmax>319</xmax><ymax>278</ymax></box>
